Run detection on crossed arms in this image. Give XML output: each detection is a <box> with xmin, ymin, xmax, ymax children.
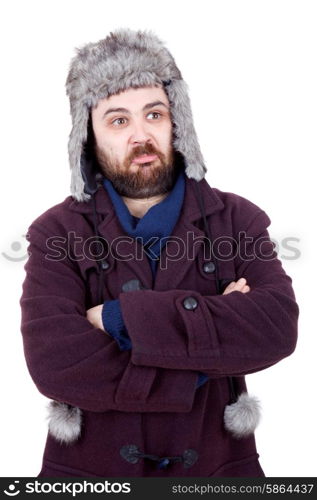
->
<box><xmin>20</xmin><ymin>209</ymin><xmax>299</xmax><ymax>413</ymax></box>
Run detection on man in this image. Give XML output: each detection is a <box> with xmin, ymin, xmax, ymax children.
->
<box><xmin>20</xmin><ymin>28</ymin><xmax>299</xmax><ymax>477</ymax></box>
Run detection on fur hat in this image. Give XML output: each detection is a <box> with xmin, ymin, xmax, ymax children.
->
<box><xmin>65</xmin><ymin>27</ymin><xmax>207</xmax><ymax>202</ymax></box>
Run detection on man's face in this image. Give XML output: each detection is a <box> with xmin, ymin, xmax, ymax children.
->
<box><xmin>91</xmin><ymin>85</ymin><xmax>178</xmax><ymax>198</ymax></box>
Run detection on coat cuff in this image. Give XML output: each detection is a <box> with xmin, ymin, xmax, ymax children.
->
<box><xmin>102</xmin><ymin>299</ymin><xmax>132</xmax><ymax>351</ymax></box>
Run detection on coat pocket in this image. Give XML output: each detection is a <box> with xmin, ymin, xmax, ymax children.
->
<box><xmin>38</xmin><ymin>458</ymin><xmax>99</xmax><ymax>477</ymax></box>
<box><xmin>209</xmin><ymin>453</ymin><xmax>265</xmax><ymax>477</ymax></box>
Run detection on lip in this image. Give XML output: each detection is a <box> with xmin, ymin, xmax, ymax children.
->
<box><xmin>132</xmin><ymin>154</ymin><xmax>158</xmax><ymax>164</ymax></box>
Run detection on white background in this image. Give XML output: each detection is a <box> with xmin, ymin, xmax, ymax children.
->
<box><xmin>0</xmin><ymin>0</ymin><xmax>316</xmax><ymax>477</ymax></box>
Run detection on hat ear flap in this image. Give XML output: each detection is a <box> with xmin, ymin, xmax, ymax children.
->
<box><xmin>69</xmin><ymin>102</ymin><xmax>91</xmax><ymax>202</ymax></box>
<box><xmin>165</xmin><ymin>79</ymin><xmax>207</xmax><ymax>181</ymax></box>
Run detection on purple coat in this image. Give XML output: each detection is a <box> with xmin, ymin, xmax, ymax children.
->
<box><xmin>20</xmin><ymin>176</ymin><xmax>299</xmax><ymax>477</ymax></box>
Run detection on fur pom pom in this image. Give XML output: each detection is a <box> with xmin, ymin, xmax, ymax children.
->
<box><xmin>46</xmin><ymin>400</ymin><xmax>82</xmax><ymax>444</ymax></box>
<box><xmin>224</xmin><ymin>392</ymin><xmax>261</xmax><ymax>439</ymax></box>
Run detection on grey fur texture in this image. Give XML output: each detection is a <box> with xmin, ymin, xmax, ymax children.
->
<box><xmin>46</xmin><ymin>400</ymin><xmax>82</xmax><ymax>444</ymax></box>
<box><xmin>223</xmin><ymin>392</ymin><xmax>261</xmax><ymax>439</ymax></box>
<box><xmin>65</xmin><ymin>28</ymin><xmax>207</xmax><ymax>201</ymax></box>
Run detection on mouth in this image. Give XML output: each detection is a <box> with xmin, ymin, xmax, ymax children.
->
<box><xmin>132</xmin><ymin>154</ymin><xmax>158</xmax><ymax>164</ymax></box>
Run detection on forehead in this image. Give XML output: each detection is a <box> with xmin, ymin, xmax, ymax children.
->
<box><xmin>95</xmin><ymin>85</ymin><xmax>170</xmax><ymax>113</ymax></box>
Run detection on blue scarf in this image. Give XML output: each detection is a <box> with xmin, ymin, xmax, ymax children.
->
<box><xmin>103</xmin><ymin>169</ymin><xmax>185</xmax><ymax>279</ymax></box>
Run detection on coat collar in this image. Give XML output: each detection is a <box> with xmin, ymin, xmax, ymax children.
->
<box><xmin>68</xmin><ymin>174</ymin><xmax>224</xmax><ymax>223</ymax></box>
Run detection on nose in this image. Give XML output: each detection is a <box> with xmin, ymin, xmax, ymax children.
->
<box><xmin>130</xmin><ymin>119</ymin><xmax>151</xmax><ymax>145</ymax></box>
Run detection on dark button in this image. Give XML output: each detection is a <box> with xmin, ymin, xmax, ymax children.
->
<box><xmin>203</xmin><ymin>261</ymin><xmax>216</xmax><ymax>273</ymax></box>
<box><xmin>120</xmin><ymin>445</ymin><xmax>139</xmax><ymax>464</ymax></box>
<box><xmin>101</xmin><ymin>259</ymin><xmax>110</xmax><ymax>270</ymax></box>
<box><xmin>122</xmin><ymin>279</ymin><xmax>144</xmax><ymax>292</ymax></box>
<box><xmin>182</xmin><ymin>449</ymin><xmax>199</xmax><ymax>468</ymax></box>
<box><xmin>183</xmin><ymin>296</ymin><xmax>198</xmax><ymax>310</ymax></box>
<box><xmin>157</xmin><ymin>458</ymin><xmax>170</xmax><ymax>469</ymax></box>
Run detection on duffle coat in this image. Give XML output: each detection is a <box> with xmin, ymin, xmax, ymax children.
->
<box><xmin>20</xmin><ymin>175</ymin><xmax>299</xmax><ymax>477</ymax></box>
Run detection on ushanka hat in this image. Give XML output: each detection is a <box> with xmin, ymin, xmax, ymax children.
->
<box><xmin>46</xmin><ymin>28</ymin><xmax>261</xmax><ymax>445</ymax></box>
<box><xmin>65</xmin><ymin>27</ymin><xmax>207</xmax><ymax>202</ymax></box>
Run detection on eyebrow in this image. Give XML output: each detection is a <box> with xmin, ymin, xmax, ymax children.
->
<box><xmin>102</xmin><ymin>100</ymin><xmax>169</xmax><ymax>119</ymax></box>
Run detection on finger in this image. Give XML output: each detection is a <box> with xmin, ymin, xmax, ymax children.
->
<box><xmin>222</xmin><ymin>281</ymin><xmax>236</xmax><ymax>295</ymax></box>
<box><xmin>227</xmin><ymin>280</ymin><xmax>244</xmax><ymax>293</ymax></box>
<box><xmin>222</xmin><ymin>278</ymin><xmax>249</xmax><ymax>295</ymax></box>
<box><xmin>232</xmin><ymin>278</ymin><xmax>247</xmax><ymax>291</ymax></box>
<box><xmin>236</xmin><ymin>277</ymin><xmax>247</xmax><ymax>286</ymax></box>
<box><xmin>224</xmin><ymin>279</ymin><xmax>249</xmax><ymax>294</ymax></box>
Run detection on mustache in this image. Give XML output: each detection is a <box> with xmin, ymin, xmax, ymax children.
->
<box><xmin>128</xmin><ymin>143</ymin><xmax>161</xmax><ymax>162</ymax></box>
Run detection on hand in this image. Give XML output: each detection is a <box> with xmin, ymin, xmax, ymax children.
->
<box><xmin>86</xmin><ymin>304</ymin><xmax>107</xmax><ymax>333</ymax></box>
<box><xmin>222</xmin><ymin>277</ymin><xmax>250</xmax><ymax>295</ymax></box>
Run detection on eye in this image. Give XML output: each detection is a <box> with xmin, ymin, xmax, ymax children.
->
<box><xmin>147</xmin><ymin>112</ymin><xmax>161</xmax><ymax>120</ymax></box>
<box><xmin>111</xmin><ymin>117</ymin><xmax>127</xmax><ymax>126</ymax></box>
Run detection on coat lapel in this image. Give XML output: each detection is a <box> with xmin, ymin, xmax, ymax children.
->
<box><xmin>153</xmin><ymin>177</ymin><xmax>225</xmax><ymax>290</ymax></box>
<box><xmin>97</xmin><ymin>209</ymin><xmax>154</xmax><ymax>290</ymax></box>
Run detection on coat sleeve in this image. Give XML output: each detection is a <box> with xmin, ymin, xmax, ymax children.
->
<box><xmin>101</xmin><ymin>299</ymin><xmax>209</xmax><ymax>388</ymax></box>
<box><xmin>119</xmin><ymin>209</ymin><xmax>299</xmax><ymax>376</ymax></box>
<box><xmin>20</xmin><ymin>218</ymin><xmax>198</xmax><ymax>413</ymax></box>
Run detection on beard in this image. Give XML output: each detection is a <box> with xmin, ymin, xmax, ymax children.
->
<box><xmin>94</xmin><ymin>140</ymin><xmax>180</xmax><ymax>198</ymax></box>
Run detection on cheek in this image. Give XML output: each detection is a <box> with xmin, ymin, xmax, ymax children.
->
<box><xmin>106</xmin><ymin>140</ymin><xmax>129</xmax><ymax>165</ymax></box>
<box><xmin>96</xmin><ymin>134</ymin><xmax>120</xmax><ymax>157</ymax></box>
<box><xmin>160</xmin><ymin>126</ymin><xmax>173</xmax><ymax>151</ymax></box>
<box><xmin>110</xmin><ymin>138</ymin><xmax>127</xmax><ymax>159</ymax></box>
<box><xmin>93</xmin><ymin>127</ymin><xmax>108</xmax><ymax>152</ymax></box>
